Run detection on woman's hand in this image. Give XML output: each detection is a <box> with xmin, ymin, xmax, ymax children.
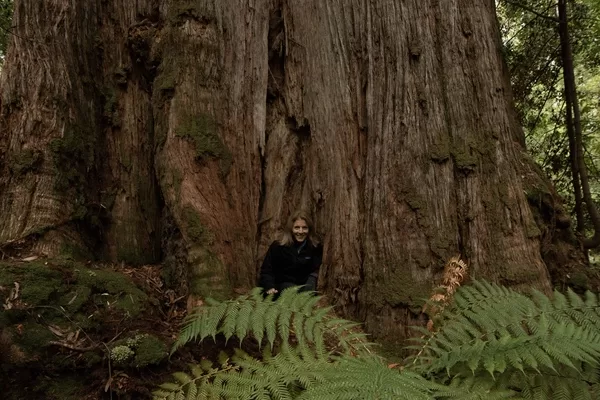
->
<box><xmin>266</xmin><ymin>288</ymin><xmax>278</xmax><ymax>295</ymax></box>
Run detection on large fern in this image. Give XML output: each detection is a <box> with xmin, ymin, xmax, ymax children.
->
<box><xmin>410</xmin><ymin>281</ymin><xmax>600</xmax><ymax>377</ymax></box>
<box><xmin>156</xmin><ymin>282</ymin><xmax>600</xmax><ymax>400</ymax></box>
<box><xmin>172</xmin><ymin>287</ymin><xmax>371</xmax><ymax>358</ymax></box>
<box><xmin>157</xmin><ymin>287</ymin><xmax>443</xmax><ymax>400</ymax></box>
<box><xmin>154</xmin><ymin>347</ymin><xmax>329</xmax><ymax>400</ymax></box>
<box><xmin>410</xmin><ymin>280</ymin><xmax>600</xmax><ymax>399</ymax></box>
<box><xmin>154</xmin><ymin>347</ymin><xmax>443</xmax><ymax>400</ymax></box>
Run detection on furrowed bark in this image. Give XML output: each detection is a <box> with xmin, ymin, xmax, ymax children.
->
<box><xmin>1</xmin><ymin>0</ymin><xmax>585</xmax><ymax>344</ymax></box>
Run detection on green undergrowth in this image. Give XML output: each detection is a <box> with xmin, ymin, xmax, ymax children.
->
<box><xmin>109</xmin><ymin>333</ymin><xmax>168</xmax><ymax>368</ymax></box>
<box><xmin>0</xmin><ymin>260</ymin><xmax>148</xmax><ymax>319</ymax></box>
<box><xmin>156</xmin><ymin>283</ymin><xmax>600</xmax><ymax>400</ymax></box>
<box><xmin>0</xmin><ymin>259</ymin><xmax>170</xmax><ymax>399</ymax></box>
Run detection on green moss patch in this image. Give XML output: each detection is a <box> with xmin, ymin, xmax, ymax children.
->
<box><xmin>176</xmin><ymin>113</ymin><xmax>232</xmax><ymax>178</ymax></box>
<box><xmin>134</xmin><ymin>334</ymin><xmax>168</xmax><ymax>367</ymax></box>
<box><xmin>450</xmin><ymin>134</ymin><xmax>497</xmax><ymax>173</ymax></box>
<box><xmin>9</xmin><ymin>149</ymin><xmax>43</xmax><ymax>176</ymax></box>
<box><xmin>58</xmin><ymin>285</ymin><xmax>92</xmax><ymax>313</ymax></box>
<box><xmin>182</xmin><ymin>205</ymin><xmax>211</xmax><ymax>243</ymax></box>
<box><xmin>188</xmin><ymin>246</ymin><xmax>232</xmax><ymax>301</ymax></box>
<box><xmin>74</xmin><ymin>268</ymin><xmax>148</xmax><ymax>316</ymax></box>
<box><xmin>0</xmin><ymin>262</ymin><xmax>63</xmax><ymax>306</ymax></box>
<box><xmin>450</xmin><ymin>145</ymin><xmax>478</xmax><ymax>171</ymax></box>
<box><xmin>60</xmin><ymin>243</ymin><xmax>95</xmax><ymax>262</ymax></box>
<box><xmin>0</xmin><ymin>260</ymin><xmax>176</xmax><ymax>399</ymax></box>
<box><xmin>49</xmin><ymin>124</ymin><xmax>96</xmax><ymax>193</ymax></box>
<box><xmin>109</xmin><ymin>333</ymin><xmax>168</xmax><ymax>368</ymax></box>
<box><xmin>12</xmin><ymin>322</ymin><xmax>55</xmax><ymax>353</ymax></box>
<box><xmin>0</xmin><ymin>260</ymin><xmax>152</xmax><ymax>356</ymax></box>
<box><xmin>430</xmin><ymin>135</ymin><xmax>450</xmax><ymax>163</ymax></box>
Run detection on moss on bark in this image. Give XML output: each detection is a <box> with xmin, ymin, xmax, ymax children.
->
<box><xmin>176</xmin><ymin>113</ymin><xmax>232</xmax><ymax>178</ymax></box>
<box><xmin>9</xmin><ymin>149</ymin><xmax>44</xmax><ymax>176</ymax></box>
<box><xmin>187</xmin><ymin>246</ymin><xmax>232</xmax><ymax>301</ymax></box>
<box><xmin>49</xmin><ymin>124</ymin><xmax>96</xmax><ymax>194</ymax></box>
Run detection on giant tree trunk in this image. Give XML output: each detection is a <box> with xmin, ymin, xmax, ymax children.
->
<box><xmin>0</xmin><ymin>0</ymin><xmax>582</xmax><ymax>342</ymax></box>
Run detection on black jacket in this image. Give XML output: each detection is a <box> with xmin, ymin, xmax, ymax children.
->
<box><xmin>259</xmin><ymin>240</ymin><xmax>323</xmax><ymax>291</ymax></box>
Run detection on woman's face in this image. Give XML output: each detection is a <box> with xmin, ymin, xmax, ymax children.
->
<box><xmin>292</xmin><ymin>218</ymin><xmax>309</xmax><ymax>242</ymax></box>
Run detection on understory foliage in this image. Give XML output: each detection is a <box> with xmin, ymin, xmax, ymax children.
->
<box><xmin>155</xmin><ymin>283</ymin><xmax>600</xmax><ymax>400</ymax></box>
<box><xmin>0</xmin><ymin>0</ymin><xmax>12</xmax><ymax>63</ymax></box>
<box><xmin>497</xmin><ymin>0</ymin><xmax>600</xmax><ymax>232</ymax></box>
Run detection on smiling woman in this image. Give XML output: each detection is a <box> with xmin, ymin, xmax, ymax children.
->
<box><xmin>259</xmin><ymin>211</ymin><xmax>323</xmax><ymax>296</ymax></box>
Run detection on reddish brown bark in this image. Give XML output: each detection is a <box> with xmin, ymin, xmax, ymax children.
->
<box><xmin>0</xmin><ymin>0</ymin><xmax>584</xmax><ymax>342</ymax></box>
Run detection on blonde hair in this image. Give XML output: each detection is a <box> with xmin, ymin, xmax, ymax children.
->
<box><xmin>279</xmin><ymin>210</ymin><xmax>320</xmax><ymax>246</ymax></box>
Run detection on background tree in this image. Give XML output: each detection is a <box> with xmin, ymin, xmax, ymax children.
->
<box><xmin>0</xmin><ymin>0</ymin><xmax>12</xmax><ymax>66</ymax></box>
<box><xmin>0</xmin><ymin>0</ymin><xmax>588</xmax><ymax>347</ymax></box>
<box><xmin>497</xmin><ymin>0</ymin><xmax>600</xmax><ymax>252</ymax></box>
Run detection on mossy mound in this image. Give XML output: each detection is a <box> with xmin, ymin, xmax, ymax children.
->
<box><xmin>0</xmin><ymin>259</ymin><xmax>173</xmax><ymax>399</ymax></box>
<box><xmin>0</xmin><ymin>260</ymin><xmax>148</xmax><ymax>322</ymax></box>
<box><xmin>109</xmin><ymin>333</ymin><xmax>168</xmax><ymax>368</ymax></box>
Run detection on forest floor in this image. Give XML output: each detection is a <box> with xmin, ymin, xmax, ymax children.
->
<box><xmin>3</xmin><ymin>251</ymin><xmax>600</xmax><ymax>399</ymax></box>
<box><xmin>0</xmin><ymin>258</ymin><xmax>232</xmax><ymax>400</ymax></box>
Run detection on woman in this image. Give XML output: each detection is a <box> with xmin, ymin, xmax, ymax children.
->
<box><xmin>259</xmin><ymin>211</ymin><xmax>323</xmax><ymax>296</ymax></box>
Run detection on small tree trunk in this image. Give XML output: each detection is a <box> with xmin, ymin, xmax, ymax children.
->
<box><xmin>565</xmin><ymin>91</ymin><xmax>585</xmax><ymax>234</ymax></box>
<box><xmin>558</xmin><ymin>0</ymin><xmax>600</xmax><ymax>248</ymax></box>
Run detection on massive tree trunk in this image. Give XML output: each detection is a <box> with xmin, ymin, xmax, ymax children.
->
<box><xmin>0</xmin><ymin>0</ymin><xmax>582</xmax><ymax>343</ymax></box>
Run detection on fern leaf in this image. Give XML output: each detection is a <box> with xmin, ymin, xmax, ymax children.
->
<box><xmin>235</xmin><ymin>299</ymin><xmax>253</xmax><ymax>342</ymax></box>
<box><xmin>301</xmin><ymin>293</ymin><xmax>322</xmax><ymax>314</ymax></box>
<box><xmin>152</xmin><ymin>390</ymin><xmax>174</xmax><ymax>399</ymax></box>
<box><xmin>251</xmin><ymin>295</ymin><xmax>269</xmax><ymax>345</ymax></box>
<box><xmin>206</xmin><ymin>302</ymin><xmax>228</xmax><ymax>341</ymax></box>
<box><xmin>298</xmin><ymin>357</ymin><xmax>436</xmax><ymax>400</ymax></box>
<box><xmin>434</xmin><ymin>376</ymin><xmax>517</xmax><ymax>400</ymax></box>
<box><xmin>413</xmin><ymin>280</ymin><xmax>600</xmax><ymax>381</ymax></box>
<box><xmin>293</xmin><ymin>312</ymin><xmax>306</xmax><ymax>348</ymax></box>
<box><xmin>172</xmin><ymin>372</ymin><xmax>192</xmax><ymax>385</ymax></box>
<box><xmin>221</xmin><ymin>301</ymin><xmax>241</xmax><ymax>342</ymax></box>
<box><xmin>278</xmin><ymin>307</ymin><xmax>293</xmax><ymax>348</ymax></box>
<box><xmin>159</xmin><ymin>382</ymin><xmax>183</xmax><ymax>391</ymax></box>
<box><xmin>264</xmin><ymin>300</ymin><xmax>280</xmax><ymax>348</ymax></box>
<box><xmin>162</xmin><ymin>346</ymin><xmax>330</xmax><ymax>400</ymax></box>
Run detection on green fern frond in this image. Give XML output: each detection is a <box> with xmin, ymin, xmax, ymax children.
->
<box><xmin>411</xmin><ymin>280</ymin><xmax>600</xmax><ymax>379</ymax></box>
<box><xmin>298</xmin><ymin>357</ymin><xmax>436</xmax><ymax>400</ymax></box>
<box><xmin>434</xmin><ymin>376</ymin><xmax>518</xmax><ymax>399</ymax></box>
<box><xmin>156</xmin><ymin>352</ymin><xmax>435</xmax><ymax>400</ymax></box>
<box><xmin>159</xmin><ymin>281</ymin><xmax>600</xmax><ymax>400</ymax></box>
<box><xmin>172</xmin><ymin>287</ymin><xmax>372</xmax><ymax>357</ymax></box>
<box><xmin>496</xmin><ymin>365</ymin><xmax>599</xmax><ymax>400</ymax></box>
<box><xmin>154</xmin><ymin>347</ymin><xmax>330</xmax><ymax>400</ymax></box>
